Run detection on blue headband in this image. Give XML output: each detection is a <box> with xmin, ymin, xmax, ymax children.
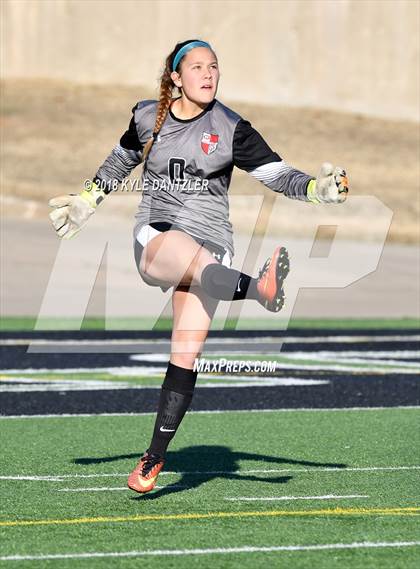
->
<box><xmin>172</xmin><ymin>41</ymin><xmax>212</xmax><ymax>72</ymax></box>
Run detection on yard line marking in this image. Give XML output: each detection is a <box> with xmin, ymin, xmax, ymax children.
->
<box><xmin>199</xmin><ymin>378</ymin><xmax>329</xmax><ymax>387</ymax></box>
<box><xmin>0</xmin><ymin>475</ymin><xmax>66</xmax><ymax>481</ymax></box>
<box><xmin>2</xmin><ymin>333</ymin><xmax>418</xmax><ymax>347</ymax></box>
<box><xmin>0</xmin><ymin>366</ymin><xmax>165</xmax><ymax>375</ymax></box>
<box><xmin>2</xmin><ymin>334</ymin><xmax>418</xmax><ymax>354</ymax></box>
<box><xmin>225</xmin><ymin>494</ymin><xmax>368</xmax><ymax>502</ymax></box>
<box><xmin>0</xmin><ymin>377</ymin><xmax>116</xmax><ymax>384</ymax></box>
<box><xmin>1</xmin><ymin>465</ymin><xmax>419</xmax><ymax>482</ymax></box>
<box><xmin>57</xmin><ymin>485</ymin><xmax>188</xmax><ymax>492</ymax></box>
<box><xmin>280</xmin><ymin>350</ymin><xmax>419</xmax><ymax>359</ymax></box>
<box><xmin>270</xmin><ymin>363</ymin><xmax>418</xmax><ymax>374</ymax></box>
<box><xmin>291</xmin><ymin>350</ymin><xmax>420</xmax><ymax>360</ymax></box>
<box><xmin>1</xmin><ymin>406</ymin><xmax>419</xmax><ymax>420</ymax></box>
<box><xmin>0</xmin><ymin>377</ymin><xmax>329</xmax><ymax>392</ymax></box>
<box><xmin>1</xmin><ymin>507</ymin><xmax>418</xmax><ymax>527</ymax></box>
<box><xmin>2</xmin><ymin>361</ymin><xmax>417</xmax><ymax>377</ymax></box>
<box><xmin>134</xmin><ymin>350</ymin><xmax>420</xmax><ymax>363</ymax></box>
<box><xmin>131</xmin><ymin>352</ymin><xmax>420</xmax><ymax>368</ymax></box>
<box><xmin>0</xmin><ymin>381</ymin><xmax>135</xmax><ymax>393</ymax></box>
<box><xmin>2</xmin><ymin>541</ymin><xmax>419</xmax><ymax>561</ymax></box>
<box><xmin>273</xmin><ymin>355</ymin><xmax>420</xmax><ymax>368</ymax></box>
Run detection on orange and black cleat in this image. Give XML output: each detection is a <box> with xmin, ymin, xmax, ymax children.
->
<box><xmin>256</xmin><ymin>246</ymin><xmax>290</xmax><ymax>312</ymax></box>
<box><xmin>127</xmin><ymin>451</ymin><xmax>165</xmax><ymax>494</ymax></box>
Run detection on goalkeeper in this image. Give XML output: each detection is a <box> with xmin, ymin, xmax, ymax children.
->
<box><xmin>49</xmin><ymin>39</ymin><xmax>349</xmax><ymax>494</ymax></box>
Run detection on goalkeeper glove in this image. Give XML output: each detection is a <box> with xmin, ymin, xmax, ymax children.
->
<box><xmin>307</xmin><ymin>162</ymin><xmax>349</xmax><ymax>204</ymax></box>
<box><xmin>48</xmin><ymin>181</ymin><xmax>106</xmax><ymax>239</ymax></box>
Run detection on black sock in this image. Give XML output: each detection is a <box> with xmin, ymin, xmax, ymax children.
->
<box><xmin>200</xmin><ymin>264</ymin><xmax>259</xmax><ymax>301</ymax></box>
<box><xmin>148</xmin><ymin>362</ymin><xmax>198</xmax><ymax>458</ymax></box>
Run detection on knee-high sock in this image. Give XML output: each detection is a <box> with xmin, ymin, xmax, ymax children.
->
<box><xmin>200</xmin><ymin>264</ymin><xmax>259</xmax><ymax>301</ymax></box>
<box><xmin>148</xmin><ymin>361</ymin><xmax>197</xmax><ymax>457</ymax></box>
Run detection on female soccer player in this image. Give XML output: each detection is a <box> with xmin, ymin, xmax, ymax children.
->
<box><xmin>49</xmin><ymin>39</ymin><xmax>349</xmax><ymax>494</ymax></box>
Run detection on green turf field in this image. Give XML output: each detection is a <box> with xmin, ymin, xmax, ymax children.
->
<box><xmin>1</xmin><ymin>316</ymin><xmax>419</xmax><ymax>331</ymax></box>
<box><xmin>1</xmin><ymin>409</ymin><xmax>419</xmax><ymax>567</ymax></box>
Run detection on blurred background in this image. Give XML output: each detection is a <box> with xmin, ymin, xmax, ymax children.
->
<box><xmin>1</xmin><ymin>0</ymin><xmax>419</xmax><ymax>326</ymax></box>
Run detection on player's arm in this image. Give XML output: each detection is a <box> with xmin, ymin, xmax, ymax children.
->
<box><xmin>232</xmin><ymin>119</ymin><xmax>348</xmax><ymax>203</ymax></box>
<box><xmin>48</xmin><ymin>106</ymin><xmax>143</xmax><ymax>239</ymax></box>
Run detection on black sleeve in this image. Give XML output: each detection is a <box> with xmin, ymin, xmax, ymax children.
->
<box><xmin>232</xmin><ymin>119</ymin><xmax>282</xmax><ymax>172</ymax></box>
<box><xmin>119</xmin><ymin>105</ymin><xmax>143</xmax><ymax>152</ymax></box>
<box><xmin>92</xmin><ymin>105</ymin><xmax>143</xmax><ymax>193</ymax></box>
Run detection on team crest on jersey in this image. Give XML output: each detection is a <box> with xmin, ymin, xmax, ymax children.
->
<box><xmin>201</xmin><ymin>132</ymin><xmax>219</xmax><ymax>155</ymax></box>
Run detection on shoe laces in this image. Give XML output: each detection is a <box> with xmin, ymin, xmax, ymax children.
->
<box><xmin>258</xmin><ymin>258</ymin><xmax>270</xmax><ymax>280</ymax></box>
<box><xmin>141</xmin><ymin>453</ymin><xmax>163</xmax><ymax>477</ymax></box>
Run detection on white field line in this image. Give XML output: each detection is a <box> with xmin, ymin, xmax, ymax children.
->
<box><xmin>2</xmin><ymin>366</ymin><xmax>292</xmax><ymax>377</ymax></box>
<box><xmin>1</xmin><ymin>465</ymin><xmax>419</xmax><ymax>482</ymax></box>
<box><xmin>1</xmin><ymin>541</ymin><xmax>419</xmax><ymax>561</ymax></box>
<box><xmin>1</xmin><ymin>334</ymin><xmax>416</xmax><ymax>345</ymax></box>
<box><xmin>1</xmin><ymin>338</ymin><xmax>280</xmax><ymax>346</ymax></box>
<box><xmin>0</xmin><ymin>377</ymin><xmax>329</xmax><ymax>392</ymax></box>
<box><xmin>133</xmin><ymin>350</ymin><xmax>420</xmax><ymax>363</ymax></box>
<box><xmin>301</xmin><ymin>358</ymin><xmax>420</xmax><ymax>369</ymax></box>
<box><xmin>60</xmin><ymin>490</ymin><xmax>368</xmax><ymax>498</ymax></box>
<box><xmin>0</xmin><ymin>366</ymin><xmax>165</xmax><ymax>376</ymax></box>
<box><xmin>0</xmin><ymin>381</ymin><xmax>134</xmax><ymax>393</ymax></box>
<box><xmin>0</xmin><ymin>377</ymin><xmax>86</xmax><ymax>384</ymax></box>
<box><xmin>225</xmin><ymin>494</ymin><xmax>368</xmax><ymax>502</ymax></box>
<box><xmin>130</xmin><ymin>355</ymin><xmax>420</xmax><ymax>372</ymax></box>
<box><xmin>270</xmin><ymin>358</ymin><xmax>419</xmax><ymax>374</ymax></box>
<box><xmin>1</xmin><ymin>357</ymin><xmax>418</xmax><ymax>378</ymax></box>
<box><xmin>188</xmin><ymin>379</ymin><xmax>330</xmax><ymax>388</ymax></box>
<box><xmin>57</xmin><ymin>485</ymin><xmax>188</xmax><ymax>492</ymax></box>
<box><xmin>200</xmin><ymin>378</ymin><xmax>329</xmax><ymax>387</ymax></box>
<box><xmin>314</xmin><ymin>350</ymin><xmax>420</xmax><ymax>360</ymax></box>
<box><xmin>270</xmin><ymin>363</ymin><xmax>418</xmax><ymax>374</ymax></box>
<box><xmin>1</xmin><ymin>405</ymin><xmax>419</xmax><ymax>419</ymax></box>
<box><xmin>3</xmin><ymin>334</ymin><xmax>420</xmax><ymax>347</ymax></box>
<box><xmin>275</xmin><ymin>353</ymin><xmax>420</xmax><ymax>368</ymax></box>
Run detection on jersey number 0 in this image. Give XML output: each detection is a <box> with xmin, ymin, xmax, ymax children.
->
<box><xmin>168</xmin><ymin>158</ymin><xmax>186</xmax><ymax>181</ymax></box>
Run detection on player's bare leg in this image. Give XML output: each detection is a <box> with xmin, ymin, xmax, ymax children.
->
<box><xmin>170</xmin><ymin>283</ymin><xmax>219</xmax><ymax>367</ymax></box>
<box><xmin>138</xmin><ymin>229</ymin><xmax>217</xmax><ymax>289</ymax></box>
<box><xmin>138</xmin><ymin>230</ymin><xmax>290</xmax><ymax>311</ymax></box>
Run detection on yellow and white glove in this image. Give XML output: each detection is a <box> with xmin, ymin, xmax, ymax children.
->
<box><xmin>307</xmin><ymin>162</ymin><xmax>349</xmax><ymax>204</ymax></box>
<box><xmin>48</xmin><ymin>182</ymin><xmax>106</xmax><ymax>239</ymax></box>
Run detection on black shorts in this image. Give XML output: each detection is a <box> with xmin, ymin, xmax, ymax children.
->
<box><xmin>134</xmin><ymin>222</ymin><xmax>232</xmax><ymax>292</ymax></box>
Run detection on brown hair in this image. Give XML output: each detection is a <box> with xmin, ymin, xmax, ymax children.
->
<box><xmin>141</xmin><ymin>39</ymin><xmax>213</xmax><ymax>162</ymax></box>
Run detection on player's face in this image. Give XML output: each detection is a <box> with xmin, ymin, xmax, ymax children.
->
<box><xmin>173</xmin><ymin>47</ymin><xmax>220</xmax><ymax>104</ymax></box>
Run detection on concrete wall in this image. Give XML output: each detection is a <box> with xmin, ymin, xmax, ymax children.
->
<box><xmin>1</xmin><ymin>0</ymin><xmax>419</xmax><ymax>121</ymax></box>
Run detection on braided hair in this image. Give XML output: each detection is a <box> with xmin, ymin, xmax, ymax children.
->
<box><xmin>141</xmin><ymin>39</ymin><xmax>214</xmax><ymax>162</ymax></box>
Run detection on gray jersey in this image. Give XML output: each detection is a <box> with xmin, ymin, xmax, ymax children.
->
<box><xmin>94</xmin><ymin>98</ymin><xmax>313</xmax><ymax>258</ymax></box>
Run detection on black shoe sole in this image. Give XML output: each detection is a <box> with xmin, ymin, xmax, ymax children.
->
<box><xmin>264</xmin><ymin>247</ymin><xmax>290</xmax><ymax>312</ymax></box>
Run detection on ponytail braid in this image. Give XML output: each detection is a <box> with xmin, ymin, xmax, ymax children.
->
<box><xmin>141</xmin><ymin>58</ymin><xmax>174</xmax><ymax>162</ymax></box>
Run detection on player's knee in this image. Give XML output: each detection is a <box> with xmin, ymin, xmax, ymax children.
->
<box><xmin>138</xmin><ymin>255</ymin><xmax>159</xmax><ymax>284</ymax></box>
<box><xmin>171</xmin><ymin>352</ymin><xmax>200</xmax><ymax>370</ymax></box>
<box><xmin>138</xmin><ymin>267</ymin><xmax>155</xmax><ymax>286</ymax></box>
<box><xmin>171</xmin><ymin>340</ymin><xmax>203</xmax><ymax>369</ymax></box>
